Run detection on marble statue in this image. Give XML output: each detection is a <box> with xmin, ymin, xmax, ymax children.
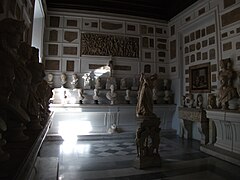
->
<box><xmin>26</xmin><ymin>48</ymin><xmax>45</xmax><ymax>130</ymax></box>
<box><xmin>185</xmin><ymin>93</ymin><xmax>194</xmax><ymax>108</ymax></box>
<box><xmin>163</xmin><ymin>90</ymin><xmax>171</xmax><ymax>104</ymax></box>
<box><xmin>78</xmin><ymin>88</ymin><xmax>84</xmax><ymax>104</ymax></box>
<box><xmin>218</xmin><ymin>59</ymin><xmax>234</xmax><ymax>86</ymax></box>
<box><xmin>106</xmin><ymin>84</ymin><xmax>117</xmax><ymax>105</ymax></box>
<box><xmin>218</xmin><ymin>74</ymin><xmax>238</xmax><ymax>110</ymax></box>
<box><xmin>47</xmin><ymin>73</ymin><xmax>54</xmax><ymax>88</ymax></box>
<box><xmin>93</xmin><ymin>88</ymin><xmax>99</xmax><ymax>104</ymax></box>
<box><xmin>70</xmin><ymin>73</ymin><xmax>78</xmax><ymax>89</ymax></box>
<box><xmin>136</xmin><ymin>73</ymin><xmax>157</xmax><ymax>116</ymax></box>
<box><xmin>95</xmin><ymin>77</ymin><xmax>102</xmax><ymax>89</ymax></box>
<box><xmin>196</xmin><ymin>94</ymin><xmax>203</xmax><ymax>109</ymax></box>
<box><xmin>0</xmin><ymin>18</ymin><xmax>31</xmax><ymax>141</ymax></box>
<box><xmin>163</xmin><ymin>79</ymin><xmax>171</xmax><ymax>90</ymax></box>
<box><xmin>207</xmin><ymin>94</ymin><xmax>217</xmax><ymax>109</ymax></box>
<box><xmin>0</xmin><ymin>117</ymin><xmax>9</xmax><ymax>161</ymax></box>
<box><xmin>125</xmin><ymin>89</ymin><xmax>131</xmax><ymax>104</ymax></box>
<box><xmin>131</xmin><ymin>77</ymin><xmax>138</xmax><ymax>90</ymax></box>
<box><xmin>120</xmin><ymin>78</ymin><xmax>127</xmax><ymax>90</ymax></box>
<box><xmin>105</xmin><ymin>76</ymin><xmax>117</xmax><ymax>90</ymax></box>
<box><xmin>152</xmin><ymin>88</ymin><xmax>158</xmax><ymax>104</ymax></box>
<box><xmin>83</xmin><ymin>73</ymin><xmax>91</xmax><ymax>89</ymax></box>
<box><xmin>60</xmin><ymin>73</ymin><xmax>67</xmax><ymax>88</ymax></box>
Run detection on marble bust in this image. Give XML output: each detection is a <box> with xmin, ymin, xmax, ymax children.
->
<box><xmin>70</xmin><ymin>74</ymin><xmax>78</xmax><ymax>89</ymax></box>
<box><xmin>218</xmin><ymin>74</ymin><xmax>238</xmax><ymax>109</ymax></box>
<box><xmin>125</xmin><ymin>89</ymin><xmax>131</xmax><ymax>103</ymax></box>
<box><xmin>47</xmin><ymin>73</ymin><xmax>54</xmax><ymax>88</ymax></box>
<box><xmin>60</xmin><ymin>73</ymin><xmax>67</xmax><ymax>88</ymax></box>
<box><xmin>95</xmin><ymin>77</ymin><xmax>102</xmax><ymax>89</ymax></box>
<box><xmin>120</xmin><ymin>78</ymin><xmax>127</xmax><ymax>90</ymax></box>
<box><xmin>106</xmin><ymin>84</ymin><xmax>117</xmax><ymax>105</ymax></box>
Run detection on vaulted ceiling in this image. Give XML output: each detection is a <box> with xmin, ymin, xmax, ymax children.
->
<box><xmin>46</xmin><ymin>0</ymin><xmax>199</xmax><ymax>21</ymax></box>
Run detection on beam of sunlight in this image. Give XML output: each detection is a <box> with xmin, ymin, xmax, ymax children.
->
<box><xmin>58</xmin><ymin>120</ymin><xmax>92</xmax><ymax>154</ymax></box>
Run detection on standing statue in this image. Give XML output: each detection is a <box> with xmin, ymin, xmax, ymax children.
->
<box><xmin>93</xmin><ymin>88</ymin><xmax>99</xmax><ymax>104</ymax></box>
<box><xmin>83</xmin><ymin>73</ymin><xmax>91</xmax><ymax>89</ymax></box>
<box><xmin>136</xmin><ymin>73</ymin><xmax>157</xmax><ymax>116</ymax></box>
<box><xmin>78</xmin><ymin>88</ymin><xmax>85</xmax><ymax>104</ymax></box>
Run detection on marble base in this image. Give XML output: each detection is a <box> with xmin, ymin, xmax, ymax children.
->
<box><xmin>200</xmin><ymin>144</ymin><xmax>240</xmax><ymax>166</ymax></box>
<box><xmin>133</xmin><ymin>155</ymin><xmax>161</xmax><ymax>169</ymax></box>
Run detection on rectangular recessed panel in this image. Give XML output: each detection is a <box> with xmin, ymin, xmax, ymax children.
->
<box><xmin>45</xmin><ymin>60</ymin><xmax>60</xmax><ymax>70</ymax></box>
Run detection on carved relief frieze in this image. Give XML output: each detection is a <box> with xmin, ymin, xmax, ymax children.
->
<box><xmin>81</xmin><ymin>33</ymin><xmax>139</xmax><ymax>58</ymax></box>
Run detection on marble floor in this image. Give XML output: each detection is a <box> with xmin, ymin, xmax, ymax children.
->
<box><xmin>39</xmin><ymin>135</ymin><xmax>240</xmax><ymax>180</ymax></box>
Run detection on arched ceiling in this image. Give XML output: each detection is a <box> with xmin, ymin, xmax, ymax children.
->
<box><xmin>46</xmin><ymin>0</ymin><xmax>199</xmax><ymax>21</ymax></box>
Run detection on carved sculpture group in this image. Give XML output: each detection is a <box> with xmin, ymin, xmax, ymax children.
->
<box><xmin>0</xmin><ymin>18</ymin><xmax>52</xmax><ymax>162</ymax></box>
<box><xmin>183</xmin><ymin>58</ymin><xmax>240</xmax><ymax>110</ymax></box>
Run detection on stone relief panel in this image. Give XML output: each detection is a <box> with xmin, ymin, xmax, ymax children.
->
<box><xmin>81</xmin><ymin>33</ymin><xmax>139</xmax><ymax>58</ymax></box>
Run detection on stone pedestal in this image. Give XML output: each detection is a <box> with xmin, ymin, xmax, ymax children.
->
<box><xmin>178</xmin><ymin>107</ymin><xmax>209</xmax><ymax>145</ymax></box>
<box><xmin>133</xmin><ymin>115</ymin><xmax>161</xmax><ymax>169</ymax></box>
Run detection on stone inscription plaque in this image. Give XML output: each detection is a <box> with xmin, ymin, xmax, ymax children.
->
<box><xmin>63</xmin><ymin>47</ymin><xmax>77</xmax><ymax>55</ymax></box>
<box><xmin>127</xmin><ymin>24</ymin><xmax>136</xmax><ymax>31</ymax></box>
<box><xmin>223</xmin><ymin>42</ymin><xmax>232</xmax><ymax>51</ymax></box>
<box><xmin>67</xmin><ymin>19</ymin><xmax>77</xmax><ymax>27</ymax></box>
<box><xmin>49</xmin><ymin>30</ymin><xmax>58</xmax><ymax>41</ymax></box>
<box><xmin>221</xmin><ymin>7</ymin><xmax>240</xmax><ymax>27</ymax></box>
<box><xmin>89</xmin><ymin>64</ymin><xmax>105</xmax><ymax>69</ymax></box>
<box><xmin>113</xmin><ymin>65</ymin><xmax>131</xmax><ymax>71</ymax></box>
<box><xmin>45</xmin><ymin>60</ymin><xmax>60</xmax><ymax>70</ymax></box>
<box><xmin>224</xmin><ymin>0</ymin><xmax>235</xmax><ymax>9</ymax></box>
<box><xmin>101</xmin><ymin>21</ymin><xmax>123</xmax><ymax>30</ymax></box>
<box><xmin>170</xmin><ymin>40</ymin><xmax>176</xmax><ymax>59</ymax></box>
<box><xmin>50</xmin><ymin>16</ymin><xmax>60</xmax><ymax>27</ymax></box>
<box><xmin>66</xmin><ymin>60</ymin><xmax>74</xmax><ymax>71</ymax></box>
<box><xmin>64</xmin><ymin>31</ymin><xmax>78</xmax><ymax>43</ymax></box>
<box><xmin>48</xmin><ymin>44</ymin><xmax>58</xmax><ymax>55</ymax></box>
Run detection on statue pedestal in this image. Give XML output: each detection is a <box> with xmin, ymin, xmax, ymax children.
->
<box><xmin>133</xmin><ymin>115</ymin><xmax>161</xmax><ymax>169</ymax></box>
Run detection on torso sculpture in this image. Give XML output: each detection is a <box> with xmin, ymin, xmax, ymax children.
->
<box><xmin>136</xmin><ymin>73</ymin><xmax>157</xmax><ymax>116</ymax></box>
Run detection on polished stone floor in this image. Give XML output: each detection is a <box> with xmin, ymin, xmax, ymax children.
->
<box><xmin>39</xmin><ymin>135</ymin><xmax>240</xmax><ymax>180</ymax></box>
